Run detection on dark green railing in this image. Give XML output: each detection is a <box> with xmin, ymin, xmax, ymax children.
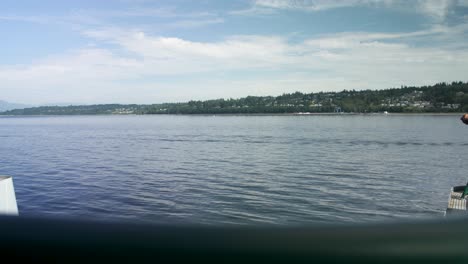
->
<box><xmin>2</xmin><ymin>215</ymin><xmax>468</xmax><ymax>263</ymax></box>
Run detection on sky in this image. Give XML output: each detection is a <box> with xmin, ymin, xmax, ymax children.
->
<box><xmin>1</xmin><ymin>0</ymin><xmax>468</xmax><ymax>105</ymax></box>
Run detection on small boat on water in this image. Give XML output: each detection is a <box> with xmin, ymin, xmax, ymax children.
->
<box><xmin>446</xmin><ymin>185</ymin><xmax>468</xmax><ymax>216</ymax></box>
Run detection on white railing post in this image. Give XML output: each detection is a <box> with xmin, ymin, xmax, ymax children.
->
<box><xmin>0</xmin><ymin>176</ymin><xmax>19</xmax><ymax>215</ymax></box>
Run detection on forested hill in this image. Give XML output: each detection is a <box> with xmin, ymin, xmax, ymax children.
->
<box><xmin>0</xmin><ymin>100</ymin><xmax>29</xmax><ymax>112</ymax></box>
<box><xmin>2</xmin><ymin>82</ymin><xmax>468</xmax><ymax>115</ymax></box>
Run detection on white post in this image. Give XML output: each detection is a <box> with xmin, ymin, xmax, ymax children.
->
<box><xmin>0</xmin><ymin>176</ymin><xmax>19</xmax><ymax>215</ymax></box>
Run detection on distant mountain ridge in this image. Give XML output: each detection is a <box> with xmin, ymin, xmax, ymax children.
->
<box><xmin>0</xmin><ymin>100</ymin><xmax>29</xmax><ymax>112</ymax></box>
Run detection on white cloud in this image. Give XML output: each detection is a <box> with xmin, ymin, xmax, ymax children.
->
<box><xmin>232</xmin><ymin>0</ymin><xmax>362</xmax><ymax>15</ymax></box>
<box><xmin>71</xmin><ymin>7</ymin><xmax>217</xmax><ymax>19</ymax></box>
<box><xmin>0</xmin><ymin>7</ymin><xmax>221</xmax><ymax>30</ymax></box>
<box><xmin>245</xmin><ymin>0</ymin><xmax>467</xmax><ymax>20</ymax></box>
<box><xmin>416</xmin><ymin>0</ymin><xmax>453</xmax><ymax>20</ymax></box>
<box><xmin>254</xmin><ymin>0</ymin><xmax>364</xmax><ymax>11</ymax></box>
<box><xmin>1</xmin><ymin>23</ymin><xmax>468</xmax><ymax>104</ymax></box>
<box><xmin>164</xmin><ymin>18</ymin><xmax>224</xmax><ymax>29</ymax></box>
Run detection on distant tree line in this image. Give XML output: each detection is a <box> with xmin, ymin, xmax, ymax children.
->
<box><xmin>2</xmin><ymin>82</ymin><xmax>468</xmax><ymax>115</ymax></box>
<box><xmin>0</xmin><ymin>104</ymin><xmax>144</xmax><ymax>115</ymax></box>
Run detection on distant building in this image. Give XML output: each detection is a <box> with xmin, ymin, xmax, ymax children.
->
<box><xmin>442</xmin><ymin>104</ymin><xmax>460</xmax><ymax>109</ymax></box>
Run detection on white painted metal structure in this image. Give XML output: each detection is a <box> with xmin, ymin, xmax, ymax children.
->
<box><xmin>0</xmin><ymin>176</ymin><xmax>19</xmax><ymax>215</ymax></box>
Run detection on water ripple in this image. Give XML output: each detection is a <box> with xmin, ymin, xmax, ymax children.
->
<box><xmin>1</xmin><ymin>115</ymin><xmax>465</xmax><ymax>225</ymax></box>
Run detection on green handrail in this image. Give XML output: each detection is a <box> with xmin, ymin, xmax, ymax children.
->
<box><xmin>1</xmin><ymin>215</ymin><xmax>468</xmax><ymax>263</ymax></box>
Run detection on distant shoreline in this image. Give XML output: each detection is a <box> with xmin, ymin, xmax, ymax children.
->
<box><xmin>2</xmin><ymin>82</ymin><xmax>467</xmax><ymax>116</ymax></box>
<box><xmin>0</xmin><ymin>112</ymin><xmax>464</xmax><ymax>117</ymax></box>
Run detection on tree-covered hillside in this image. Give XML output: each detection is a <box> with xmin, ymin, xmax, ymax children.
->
<box><xmin>141</xmin><ymin>81</ymin><xmax>468</xmax><ymax>114</ymax></box>
<box><xmin>2</xmin><ymin>82</ymin><xmax>468</xmax><ymax>115</ymax></box>
<box><xmin>1</xmin><ymin>104</ymin><xmax>144</xmax><ymax>115</ymax></box>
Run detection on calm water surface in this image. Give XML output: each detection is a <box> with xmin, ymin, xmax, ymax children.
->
<box><xmin>0</xmin><ymin>115</ymin><xmax>466</xmax><ymax>225</ymax></box>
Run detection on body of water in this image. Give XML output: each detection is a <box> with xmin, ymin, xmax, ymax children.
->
<box><xmin>0</xmin><ymin>114</ymin><xmax>466</xmax><ymax>225</ymax></box>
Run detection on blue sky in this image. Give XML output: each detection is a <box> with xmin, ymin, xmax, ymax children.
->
<box><xmin>1</xmin><ymin>0</ymin><xmax>468</xmax><ymax>105</ymax></box>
